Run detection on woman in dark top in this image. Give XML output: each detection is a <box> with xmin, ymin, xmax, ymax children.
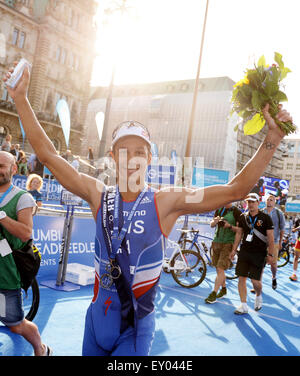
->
<box><xmin>26</xmin><ymin>173</ymin><xmax>43</xmax><ymax>208</ymax></box>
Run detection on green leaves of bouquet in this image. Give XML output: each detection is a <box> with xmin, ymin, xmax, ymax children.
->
<box><xmin>231</xmin><ymin>52</ymin><xmax>296</xmax><ymax>136</ymax></box>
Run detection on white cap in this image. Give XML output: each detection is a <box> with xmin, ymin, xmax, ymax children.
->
<box><xmin>245</xmin><ymin>193</ymin><xmax>260</xmax><ymax>202</ymax></box>
<box><xmin>112</xmin><ymin>121</ymin><xmax>151</xmax><ymax>147</ymax></box>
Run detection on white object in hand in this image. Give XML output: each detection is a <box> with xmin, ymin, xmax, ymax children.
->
<box><xmin>5</xmin><ymin>58</ymin><xmax>31</xmax><ymax>89</ymax></box>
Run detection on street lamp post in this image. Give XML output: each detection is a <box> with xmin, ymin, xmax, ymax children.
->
<box><xmin>183</xmin><ymin>0</ymin><xmax>209</xmax><ymax>185</ymax></box>
<box><xmin>97</xmin><ymin>0</ymin><xmax>133</xmax><ymax>158</ymax></box>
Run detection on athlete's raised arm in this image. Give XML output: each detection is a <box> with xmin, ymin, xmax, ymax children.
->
<box><xmin>156</xmin><ymin>104</ymin><xmax>292</xmax><ymax>236</ymax></box>
<box><xmin>3</xmin><ymin>63</ymin><xmax>103</xmax><ymax>215</ymax></box>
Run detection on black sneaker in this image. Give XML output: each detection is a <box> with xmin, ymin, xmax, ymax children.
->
<box><xmin>205</xmin><ymin>291</ymin><xmax>217</xmax><ymax>304</ymax></box>
<box><xmin>272</xmin><ymin>278</ymin><xmax>277</xmax><ymax>290</ymax></box>
<box><xmin>216</xmin><ymin>287</ymin><xmax>227</xmax><ymax>299</ymax></box>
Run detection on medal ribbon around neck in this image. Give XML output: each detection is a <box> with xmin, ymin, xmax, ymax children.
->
<box><xmin>100</xmin><ymin>185</ymin><xmax>148</xmax><ymax>289</ymax></box>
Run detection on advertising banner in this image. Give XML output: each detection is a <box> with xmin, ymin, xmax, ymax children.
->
<box><xmin>261</xmin><ymin>176</ymin><xmax>289</xmax><ymax>196</ymax></box>
<box><xmin>252</xmin><ymin>176</ymin><xmax>290</xmax><ymax>204</ymax></box>
<box><xmin>33</xmin><ymin>215</ymin><xmax>95</xmax><ymax>279</ymax></box>
<box><xmin>192</xmin><ymin>168</ymin><xmax>229</xmax><ymax>187</ymax></box>
<box><xmin>285</xmin><ymin>202</ymin><xmax>300</xmax><ymax>213</ymax></box>
<box><xmin>146</xmin><ymin>165</ymin><xmax>176</xmax><ymax>186</ymax></box>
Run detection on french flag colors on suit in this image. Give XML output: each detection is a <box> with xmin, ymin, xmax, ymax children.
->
<box><xmin>132</xmin><ymin>237</ymin><xmax>164</xmax><ymax>300</ymax></box>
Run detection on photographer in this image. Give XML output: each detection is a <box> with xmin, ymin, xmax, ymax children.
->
<box><xmin>205</xmin><ymin>203</ymin><xmax>242</xmax><ymax>304</ymax></box>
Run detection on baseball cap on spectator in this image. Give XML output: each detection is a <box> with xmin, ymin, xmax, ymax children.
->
<box><xmin>244</xmin><ymin>193</ymin><xmax>260</xmax><ymax>202</ymax></box>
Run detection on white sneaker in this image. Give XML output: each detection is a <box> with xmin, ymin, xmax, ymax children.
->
<box><xmin>234</xmin><ymin>303</ymin><xmax>248</xmax><ymax>315</ymax></box>
<box><xmin>254</xmin><ymin>295</ymin><xmax>263</xmax><ymax>311</ymax></box>
<box><xmin>43</xmin><ymin>345</ymin><xmax>53</xmax><ymax>356</ymax></box>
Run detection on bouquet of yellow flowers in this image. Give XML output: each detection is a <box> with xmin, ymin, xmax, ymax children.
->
<box><xmin>230</xmin><ymin>52</ymin><xmax>296</xmax><ymax>135</ymax></box>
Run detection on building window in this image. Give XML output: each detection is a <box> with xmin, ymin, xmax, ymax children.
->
<box><xmin>61</xmin><ymin>48</ymin><xmax>67</xmax><ymax>65</ymax></box>
<box><xmin>12</xmin><ymin>28</ymin><xmax>19</xmax><ymax>45</ymax></box>
<box><xmin>18</xmin><ymin>31</ymin><xmax>26</xmax><ymax>49</ymax></box>
<box><xmin>5</xmin><ymin>0</ymin><xmax>15</xmax><ymax>8</ymax></box>
<box><xmin>288</xmin><ymin>142</ymin><xmax>295</xmax><ymax>157</ymax></box>
<box><xmin>56</xmin><ymin>46</ymin><xmax>61</xmax><ymax>62</ymax></box>
<box><xmin>69</xmin><ymin>52</ymin><xmax>74</xmax><ymax>68</ymax></box>
<box><xmin>11</xmin><ymin>28</ymin><xmax>26</xmax><ymax>49</ymax></box>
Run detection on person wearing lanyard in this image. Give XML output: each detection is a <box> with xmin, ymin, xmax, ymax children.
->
<box><xmin>230</xmin><ymin>193</ymin><xmax>275</xmax><ymax>314</ymax></box>
<box><xmin>0</xmin><ymin>151</ymin><xmax>52</xmax><ymax>355</ymax></box>
<box><xmin>205</xmin><ymin>203</ymin><xmax>242</xmax><ymax>304</ymax></box>
<box><xmin>262</xmin><ymin>193</ymin><xmax>285</xmax><ymax>289</ymax></box>
<box><xmin>3</xmin><ymin>63</ymin><xmax>292</xmax><ymax>355</ymax></box>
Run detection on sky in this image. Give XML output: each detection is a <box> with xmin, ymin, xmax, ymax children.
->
<box><xmin>92</xmin><ymin>0</ymin><xmax>300</xmax><ymax>138</ymax></box>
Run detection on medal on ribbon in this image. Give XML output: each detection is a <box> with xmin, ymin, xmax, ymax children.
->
<box><xmin>100</xmin><ymin>185</ymin><xmax>147</xmax><ymax>288</ymax></box>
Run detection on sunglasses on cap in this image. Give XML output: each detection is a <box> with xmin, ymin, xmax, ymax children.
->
<box><xmin>112</xmin><ymin>121</ymin><xmax>151</xmax><ymax>142</ymax></box>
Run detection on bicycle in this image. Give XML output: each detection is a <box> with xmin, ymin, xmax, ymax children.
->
<box><xmin>163</xmin><ymin>239</ymin><xmax>206</xmax><ymax>288</ymax></box>
<box><xmin>277</xmin><ymin>234</ymin><xmax>293</xmax><ymax>268</ymax></box>
<box><xmin>22</xmin><ymin>278</ymin><xmax>40</xmax><ymax>321</ymax></box>
<box><xmin>176</xmin><ymin>228</ymin><xmax>213</xmax><ymax>266</ymax></box>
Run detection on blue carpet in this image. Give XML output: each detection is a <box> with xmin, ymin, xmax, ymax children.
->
<box><xmin>1</xmin><ymin>262</ymin><xmax>300</xmax><ymax>356</ymax></box>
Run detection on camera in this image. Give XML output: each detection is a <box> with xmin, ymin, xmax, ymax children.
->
<box><xmin>218</xmin><ymin>218</ymin><xmax>226</xmax><ymax>227</ymax></box>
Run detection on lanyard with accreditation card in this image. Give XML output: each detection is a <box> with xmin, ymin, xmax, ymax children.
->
<box><xmin>246</xmin><ymin>215</ymin><xmax>258</xmax><ymax>242</ymax></box>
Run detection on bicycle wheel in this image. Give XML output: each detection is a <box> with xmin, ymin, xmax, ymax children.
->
<box><xmin>170</xmin><ymin>249</ymin><xmax>206</xmax><ymax>288</ymax></box>
<box><xmin>22</xmin><ymin>278</ymin><xmax>40</xmax><ymax>321</ymax></box>
<box><xmin>178</xmin><ymin>239</ymin><xmax>200</xmax><ymax>254</ymax></box>
<box><xmin>277</xmin><ymin>248</ymin><xmax>290</xmax><ymax>268</ymax></box>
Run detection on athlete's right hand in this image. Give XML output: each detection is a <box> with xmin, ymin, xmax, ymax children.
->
<box><xmin>3</xmin><ymin>61</ymin><xmax>30</xmax><ymax>102</ymax></box>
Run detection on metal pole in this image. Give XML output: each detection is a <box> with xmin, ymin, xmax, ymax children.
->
<box><xmin>98</xmin><ymin>65</ymin><xmax>116</xmax><ymax>158</ymax></box>
<box><xmin>98</xmin><ymin>0</ymin><xmax>129</xmax><ymax>158</ymax></box>
<box><xmin>56</xmin><ymin>206</ymin><xmax>70</xmax><ymax>286</ymax></box>
<box><xmin>184</xmin><ymin>0</ymin><xmax>209</xmax><ymax>159</ymax></box>
<box><xmin>61</xmin><ymin>206</ymin><xmax>75</xmax><ymax>284</ymax></box>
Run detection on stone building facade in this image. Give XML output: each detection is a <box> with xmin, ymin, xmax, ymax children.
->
<box><xmin>0</xmin><ymin>0</ymin><xmax>97</xmax><ymax>155</ymax></box>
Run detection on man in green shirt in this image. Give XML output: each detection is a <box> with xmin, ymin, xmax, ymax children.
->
<box><xmin>205</xmin><ymin>203</ymin><xmax>242</xmax><ymax>303</ymax></box>
<box><xmin>0</xmin><ymin>151</ymin><xmax>51</xmax><ymax>356</ymax></box>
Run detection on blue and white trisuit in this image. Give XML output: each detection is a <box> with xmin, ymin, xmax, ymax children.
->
<box><xmin>82</xmin><ymin>186</ymin><xmax>165</xmax><ymax>356</ymax></box>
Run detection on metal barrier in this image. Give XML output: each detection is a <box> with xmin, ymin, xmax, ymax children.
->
<box><xmin>37</xmin><ymin>203</ymin><xmax>93</xmax><ymax>218</ymax></box>
<box><xmin>39</xmin><ymin>203</ymin><xmax>93</xmax><ymax>291</ymax></box>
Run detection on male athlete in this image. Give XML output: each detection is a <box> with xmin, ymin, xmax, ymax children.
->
<box><xmin>3</xmin><ymin>63</ymin><xmax>292</xmax><ymax>355</ymax></box>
